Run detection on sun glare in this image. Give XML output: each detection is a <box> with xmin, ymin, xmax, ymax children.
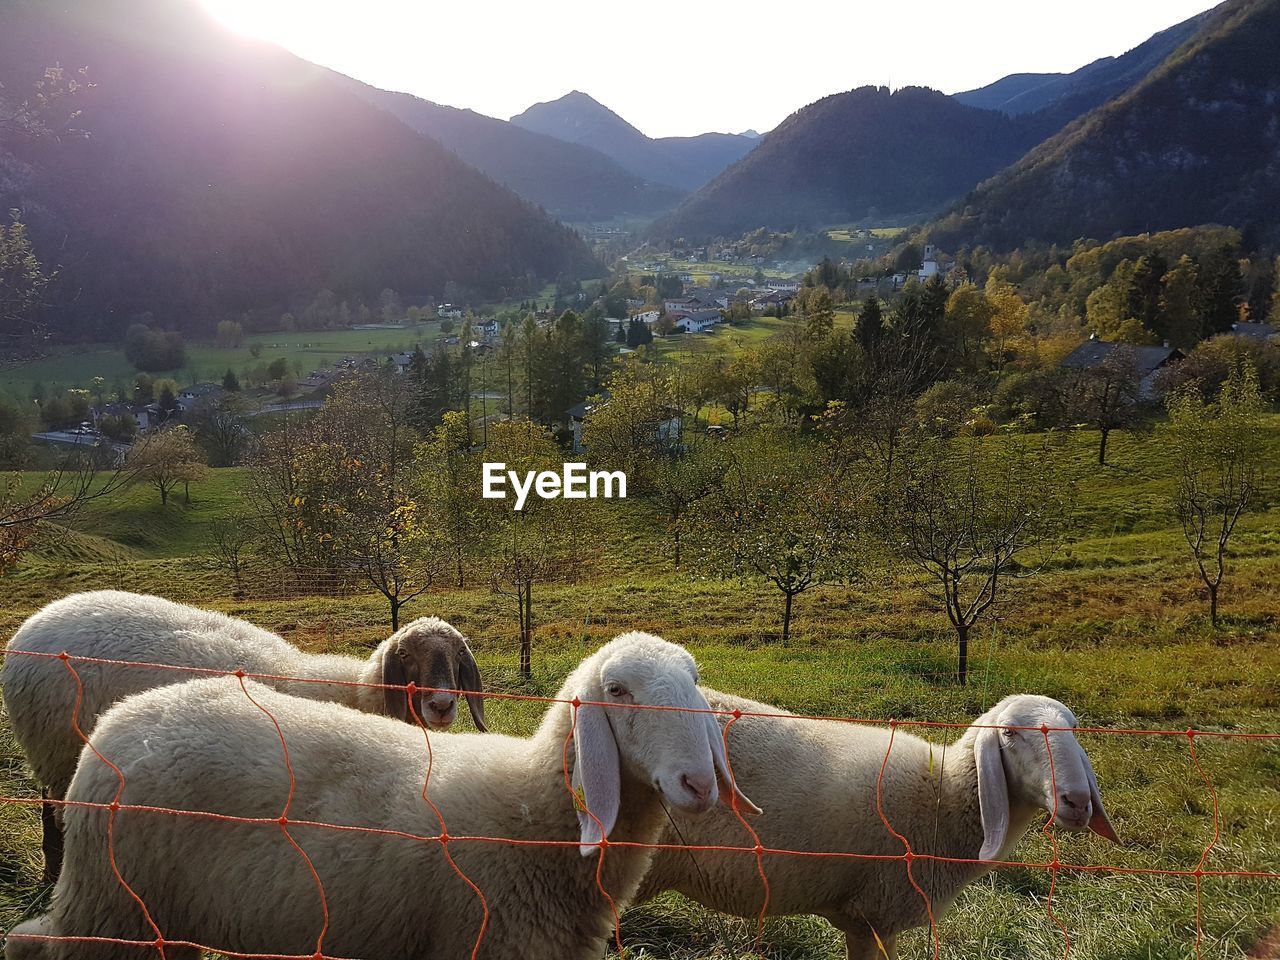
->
<box><xmin>198</xmin><ymin>0</ymin><xmax>298</xmax><ymax>44</ymax></box>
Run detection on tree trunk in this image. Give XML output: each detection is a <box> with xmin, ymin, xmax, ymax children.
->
<box><xmin>390</xmin><ymin>597</ymin><xmax>400</xmax><ymax>631</ymax></box>
<box><xmin>1098</xmin><ymin>427</ymin><xmax>1109</xmax><ymax>466</ymax></box>
<box><xmin>456</xmin><ymin>547</ymin><xmax>464</xmax><ymax>589</ymax></box>
<box><xmin>159</xmin><ymin>485</ymin><xmax>168</xmax><ymax>506</ymax></box>
<box><xmin>782</xmin><ymin>591</ymin><xmax>794</xmax><ymax>644</ymax></box>
<box><xmin>519</xmin><ymin>581</ymin><xmax>533</xmax><ymax>678</ymax></box>
<box><xmin>184</xmin><ymin>480</ymin><xmax>191</xmax><ymax>504</ymax></box>
<box><xmin>1209</xmin><ymin>582</ymin><xmax>1219</xmax><ymax>629</ymax></box>
<box><xmin>673</xmin><ymin>528</ymin><xmax>681</xmax><ymax>570</ymax></box>
<box><xmin>957</xmin><ymin>622</ymin><xmax>969</xmax><ymax>686</ymax></box>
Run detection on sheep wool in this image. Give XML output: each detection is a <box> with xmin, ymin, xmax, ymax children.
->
<box><xmin>5</xmin><ymin>632</ymin><xmax>755</xmax><ymax>960</ymax></box>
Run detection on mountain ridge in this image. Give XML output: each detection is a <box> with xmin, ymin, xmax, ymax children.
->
<box><xmin>333</xmin><ymin>76</ymin><xmax>685</xmax><ymax>221</ymax></box>
<box><xmin>928</xmin><ymin>0</ymin><xmax>1280</xmax><ymax>250</ymax></box>
<box><xmin>511</xmin><ymin>91</ymin><xmax>757</xmax><ymax>192</ymax></box>
<box><xmin>0</xmin><ymin>0</ymin><xmax>601</xmax><ymax>342</ymax></box>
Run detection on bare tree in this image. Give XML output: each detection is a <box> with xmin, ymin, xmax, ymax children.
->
<box><xmin>207</xmin><ymin>517</ymin><xmax>255</xmax><ymax>598</ymax></box>
<box><xmin>694</xmin><ymin>428</ymin><xmax>862</xmax><ymax>643</ymax></box>
<box><xmin>484</xmin><ymin>419</ymin><xmax>589</xmax><ymax>677</ymax></box>
<box><xmin>889</xmin><ymin>434</ymin><xmax>1069</xmax><ymax>684</ymax></box>
<box><xmin>1063</xmin><ymin>346</ymin><xmax>1146</xmax><ymax>465</ymax></box>
<box><xmin>1166</xmin><ymin>363</ymin><xmax>1266</xmax><ymax>627</ymax></box>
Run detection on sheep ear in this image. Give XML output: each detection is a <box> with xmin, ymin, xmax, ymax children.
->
<box><xmin>381</xmin><ymin>645</ymin><xmax>410</xmax><ymax>722</ymax></box>
<box><xmin>1081</xmin><ymin>748</ymin><xmax>1120</xmax><ymax>845</ymax></box>
<box><xmin>975</xmin><ymin>725</ymin><xmax>1009</xmax><ymax>861</ymax></box>
<box><xmin>572</xmin><ymin>698</ymin><xmax>620</xmax><ymax>857</ymax></box>
<box><xmin>705</xmin><ymin>712</ymin><xmax>761</xmax><ymax>816</ymax></box>
<box><xmin>456</xmin><ymin>642</ymin><xmax>488</xmax><ymax>732</ymax></box>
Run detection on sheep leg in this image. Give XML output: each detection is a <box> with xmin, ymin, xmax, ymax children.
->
<box><xmin>40</xmin><ymin>788</ymin><xmax>64</xmax><ymax>886</ymax></box>
<box><xmin>843</xmin><ymin>925</ymin><xmax>896</xmax><ymax>960</ymax></box>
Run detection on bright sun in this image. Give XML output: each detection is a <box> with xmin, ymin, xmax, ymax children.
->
<box><xmin>198</xmin><ymin>0</ymin><xmax>300</xmax><ymax>44</ymax></box>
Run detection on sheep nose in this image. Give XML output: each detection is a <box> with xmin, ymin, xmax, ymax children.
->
<box><xmin>425</xmin><ymin>694</ymin><xmax>456</xmax><ymax>716</ymax></box>
<box><xmin>1058</xmin><ymin>791</ymin><xmax>1090</xmax><ymax>814</ymax></box>
<box><xmin>681</xmin><ymin>772</ymin><xmax>713</xmax><ymax>806</ymax></box>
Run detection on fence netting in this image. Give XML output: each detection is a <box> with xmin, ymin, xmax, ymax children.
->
<box><xmin>1</xmin><ymin>646</ymin><xmax>1277</xmax><ymax>960</ymax></box>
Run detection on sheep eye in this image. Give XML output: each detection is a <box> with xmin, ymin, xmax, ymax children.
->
<box><xmin>1002</xmin><ymin>729</ymin><xmax>1017</xmax><ymax>740</ymax></box>
<box><xmin>605</xmin><ymin>682</ymin><xmax>627</xmax><ymax>698</ymax></box>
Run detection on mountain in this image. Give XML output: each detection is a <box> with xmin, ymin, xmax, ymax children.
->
<box><xmin>0</xmin><ymin>0</ymin><xmax>600</xmax><ymax>343</ymax></box>
<box><xmin>955</xmin><ymin>9</ymin><xmax>1212</xmax><ymax>119</ymax></box>
<box><xmin>650</xmin><ymin>86</ymin><xmax>1043</xmax><ymax>241</ymax></box>
<box><xmin>336</xmin><ymin>78</ymin><xmax>685</xmax><ymax>221</ymax></box>
<box><xmin>929</xmin><ymin>0</ymin><xmax>1280</xmax><ymax>250</ymax></box>
<box><xmin>510</xmin><ymin>91</ymin><xmax>757</xmax><ymax>192</ymax></box>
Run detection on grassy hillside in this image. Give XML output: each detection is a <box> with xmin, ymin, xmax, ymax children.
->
<box><xmin>2</xmin><ymin>423</ymin><xmax>1279</xmax><ymax>957</ymax></box>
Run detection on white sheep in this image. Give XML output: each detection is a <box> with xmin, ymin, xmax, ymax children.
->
<box><xmin>4</xmin><ymin>631</ymin><xmax>759</xmax><ymax>960</ymax></box>
<box><xmin>1</xmin><ymin>590</ymin><xmax>487</xmax><ymax>882</ymax></box>
<box><xmin>635</xmin><ymin>691</ymin><xmax>1120</xmax><ymax>959</ymax></box>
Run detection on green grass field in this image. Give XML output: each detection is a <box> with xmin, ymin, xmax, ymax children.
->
<box><xmin>2</xmin><ymin>425</ymin><xmax>1279</xmax><ymax>957</ymax></box>
<box><xmin>1</xmin><ymin>325</ymin><xmax>447</xmax><ymax>399</ymax></box>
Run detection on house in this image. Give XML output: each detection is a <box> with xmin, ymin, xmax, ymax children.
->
<box><xmin>436</xmin><ymin>304</ymin><xmax>464</xmax><ymax>320</ymax></box>
<box><xmin>631</xmin><ymin>309</ymin><xmax>662</xmax><ymax>327</ymax></box>
<box><xmin>752</xmin><ymin>290</ymin><xmax>796</xmax><ymax>312</ymax></box>
<box><xmin>1060</xmin><ymin>338</ymin><xmax>1185</xmax><ymax>399</ymax></box>
<box><xmin>389</xmin><ymin>352</ymin><xmax>416</xmax><ymax>374</ymax></box>
<box><xmin>176</xmin><ymin>382</ymin><xmax>224</xmax><ymax>412</ymax></box>
<box><xmin>675</xmin><ymin>309</ymin><xmax>723</xmax><ymax>334</ymax></box>
<box><xmin>95</xmin><ymin>402</ymin><xmax>153</xmax><ymax>434</ymax></box>
<box><xmin>765</xmin><ymin>278</ymin><xmax>800</xmax><ymax>293</ymax></box>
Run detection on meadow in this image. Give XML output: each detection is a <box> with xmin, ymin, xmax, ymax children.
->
<box><xmin>1</xmin><ymin>424</ymin><xmax>1279</xmax><ymax>958</ymax></box>
<box><xmin>1</xmin><ymin>324</ymin><xmax>447</xmax><ymax>399</ymax></box>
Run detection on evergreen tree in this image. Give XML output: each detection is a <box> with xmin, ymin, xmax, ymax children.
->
<box><xmin>856</xmin><ymin>297</ymin><xmax>884</xmax><ymax>354</ymax></box>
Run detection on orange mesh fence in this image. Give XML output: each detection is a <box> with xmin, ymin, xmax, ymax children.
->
<box><xmin>1</xmin><ymin>646</ymin><xmax>1278</xmax><ymax>959</ymax></box>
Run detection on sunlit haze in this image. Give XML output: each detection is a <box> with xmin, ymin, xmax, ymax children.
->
<box><xmin>205</xmin><ymin>1</ymin><xmax>1214</xmax><ymax>137</ymax></box>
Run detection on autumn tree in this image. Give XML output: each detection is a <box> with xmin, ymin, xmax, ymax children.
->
<box><xmin>888</xmin><ymin>434</ymin><xmax>1068</xmax><ymax>685</ymax></box>
<box><xmin>128</xmin><ymin>426</ymin><xmax>207</xmax><ymax>506</ymax></box>
<box><xmin>1165</xmin><ymin>363</ymin><xmax>1266</xmax><ymax>627</ymax></box>
<box><xmin>582</xmin><ymin>362</ymin><xmax>724</xmax><ymax>568</ymax></box>
<box><xmin>418</xmin><ymin>409</ymin><xmax>486</xmax><ymax>587</ymax></box>
<box><xmin>985</xmin><ymin>278</ymin><xmax>1029</xmax><ymax>374</ymax></box>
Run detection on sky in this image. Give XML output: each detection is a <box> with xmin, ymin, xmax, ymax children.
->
<box><xmin>198</xmin><ymin>0</ymin><xmax>1219</xmax><ymax>138</ymax></box>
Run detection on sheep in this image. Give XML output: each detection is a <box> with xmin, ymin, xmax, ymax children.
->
<box><xmin>635</xmin><ymin>691</ymin><xmax>1120</xmax><ymax>959</ymax></box>
<box><xmin>4</xmin><ymin>631</ymin><xmax>760</xmax><ymax>960</ymax></box>
<box><xmin>1</xmin><ymin>589</ymin><xmax>487</xmax><ymax>883</ymax></box>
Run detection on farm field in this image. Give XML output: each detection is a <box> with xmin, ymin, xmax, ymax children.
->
<box><xmin>2</xmin><ymin>424</ymin><xmax>1279</xmax><ymax>958</ymax></box>
<box><xmin>1</xmin><ymin>324</ymin><xmax>447</xmax><ymax>399</ymax></box>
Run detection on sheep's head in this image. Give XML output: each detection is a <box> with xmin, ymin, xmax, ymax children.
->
<box><xmin>376</xmin><ymin>618</ymin><xmax>487</xmax><ymax>732</ymax></box>
<box><xmin>970</xmin><ymin>694</ymin><xmax>1119</xmax><ymax>861</ymax></box>
<box><xmin>567</xmin><ymin>632</ymin><xmax>760</xmax><ymax>856</ymax></box>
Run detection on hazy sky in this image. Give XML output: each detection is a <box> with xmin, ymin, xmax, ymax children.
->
<box><xmin>198</xmin><ymin>0</ymin><xmax>1218</xmax><ymax>138</ymax></box>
